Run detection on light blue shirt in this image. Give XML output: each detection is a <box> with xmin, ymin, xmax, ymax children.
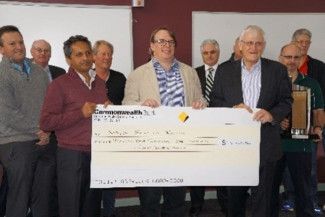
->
<box><xmin>241</xmin><ymin>59</ymin><xmax>261</xmax><ymax>108</ymax></box>
<box><xmin>44</xmin><ymin>65</ymin><xmax>52</xmax><ymax>82</ymax></box>
<box><xmin>152</xmin><ymin>58</ymin><xmax>184</xmax><ymax>107</ymax></box>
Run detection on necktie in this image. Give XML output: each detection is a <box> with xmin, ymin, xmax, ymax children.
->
<box><xmin>205</xmin><ymin>67</ymin><xmax>214</xmax><ymax>103</ymax></box>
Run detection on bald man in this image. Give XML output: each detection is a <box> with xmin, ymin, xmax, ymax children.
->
<box><xmin>31</xmin><ymin>39</ymin><xmax>65</xmax><ymax>81</ymax></box>
<box><xmin>30</xmin><ymin>39</ymin><xmax>66</xmax><ymax>217</ymax></box>
<box><xmin>270</xmin><ymin>43</ymin><xmax>324</xmax><ymax>217</ymax></box>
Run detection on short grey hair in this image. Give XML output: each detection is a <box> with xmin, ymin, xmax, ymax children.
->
<box><xmin>292</xmin><ymin>28</ymin><xmax>312</xmax><ymax>41</ymax></box>
<box><xmin>63</xmin><ymin>35</ymin><xmax>91</xmax><ymax>58</ymax></box>
<box><xmin>239</xmin><ymin>25</ymin><xmax>265</xmax><ymax>42</ymax></box>
<box><xmin>31</xmin><ymin>39</ymin><xmax>51</xmax><ymax>51</ymax></box>
<box><xmin>200</xmin><ymin>39</ymin><xmax>219</xmax><ymax>53</ymax></box>
<box><xmin>92</xmin><ymin>40</ymin><xmax>114</xmax><ymax>55</ymax></box>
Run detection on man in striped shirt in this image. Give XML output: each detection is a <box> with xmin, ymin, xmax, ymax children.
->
<box><xmin>210</xmin><ymin>25</ymin><xmax>292</xmax><ymax>217</ymax></box>
<box><xmin>189</xmin><ymin>39</ymin><xmax>228</xmax><ymax>217</ymax></box>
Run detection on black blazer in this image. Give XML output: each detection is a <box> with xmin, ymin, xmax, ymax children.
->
<box><xmin>49</xmin><ymin>65</ymin><xmax>66</xmax><ymax>80</ymax></box>
<box><xmin>306</xmin><ymin>55</ymin><xmax>325</xmax><ymax>107</ymax></box>
<box><xmin>195</xmin><ymin>65</ymin><xmax>206</xmax><ymax>95</ymax></box>
<box><xmin>210</xmin><ymin>58</ymin><xmax>292</xmax><ymax>164</ymax></box>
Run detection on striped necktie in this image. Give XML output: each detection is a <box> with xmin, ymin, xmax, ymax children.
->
<box><xmin>205</xmin><ymin>67</ymin><xmax>214</xmax><ymax>103</ymax></box>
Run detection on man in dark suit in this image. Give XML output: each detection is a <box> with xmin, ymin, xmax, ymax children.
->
<box><xmin>31</xmin><ymin>39</ymin><xmax>66</xmax><ymax>80</ymax></box>
<box><xmin>190</xmin><ymin>39</ymin><xmax>227</xmax><ymax>217</ymax></box>
<box><xmin>30</xmin><ymin>39</ymin><xmax>66</xmax><ymax>217</ymax></box>
<box><xmin>210</xmin><ymin>25</ymin><xmax>292</xmax><ymax>217</ymax></box>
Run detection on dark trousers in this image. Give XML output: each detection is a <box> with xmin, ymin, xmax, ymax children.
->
<box><xmin>0</xmin><ymin>165</ymin><xmax>7</xmax><ymax>217</ymax></box>
<box><xmin>57</xmin><ymin>147</ymin><xmax>102</xmax><ymax>217</ymax></box>
<box><xmin>102</xmin><ymin>189</ymin><xmax>117</xmax><ymax>216</ymax></box>
<box><xmin>138</xmin><ymin>186</ymin><xmax>186</xmax><ymax>217</ymax></box>
<box><xmin>227</xmin><ymin>161</ymin><xmax>277</xmax><ymax>217</ymax></box>
<box><xmin>30</xmin><ymin>135</ymin><xmax>58</xmax><ymax>217</ymax></box>
<box><xmin>0</xmin><ymin>140</ymin><xmax>51</xmax><ymax>217</ymax></box>
<box><xmin>271</xmin><ymin>153</ymin><xmax>315</xmax><ymax>217</ymax></box>
<box><xmin>282</xmin><ymin>166</ymin><xmax>295</xmax><ymax>201</ymax></box>
<box><xmin>310</xmin><ymin>143</ymin><xmax>318</xmax><ymax>206</ymax></box>
<box><xmin>190</xmin><ymin>186</ymin><xmax>227</xmax><ymax>214</ymax></box>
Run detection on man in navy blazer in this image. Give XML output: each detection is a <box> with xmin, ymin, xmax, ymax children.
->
<box><xmin>31</xmin><ymin>39</ymin><xmax>66</xmax><ymax>80</ymax></box>
<box><xmin>210</xmin><ymin>25</ymin><xmax>292</xmax><ymax>217</ymax></box>
<box><xmin>190</xmin><ymin>39</ymin><xmax>228</xmax><ymax>217</ymax></box>
<box><xmin>30</xmin><ymin>39</ymin><xmax>65</xmax><ymax>217</ymax></box>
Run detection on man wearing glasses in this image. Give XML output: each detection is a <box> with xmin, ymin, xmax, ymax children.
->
<box><xmin>210</xmin><ymin>25</ymin><xmax>292</xmax><ymax>217</ymax></box>
<box><xmin>29</xmin><ymin>39</ymin><xmax>66</xmax><ymax>217</ymax></box>
<box><xmin>271</xmin><ymin>43</ymin><xmax>323</xmax><ymax>217</ymax></box>
<box><xmin>189</xmin><ymin>39</ymin><xmax>228</xmax><ymax>217</ymax></box>
<box><xmin>123</xmin><ymin>27</ymin><xmax>205</xmax><ymax>217</ymax></box>
<box><xmin>30</xmin><ymin>39</ymin><xmax>66</xmax><ymax>81</ymax></box>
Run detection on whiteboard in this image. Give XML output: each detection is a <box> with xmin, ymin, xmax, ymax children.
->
<box><xmin>0</xmin><ymin>1</ymin><xmax>133</xmax><ymax>75</ymax></box>
<box><xmin>192</xmin><ymin>12</ymin><xmax>325</xmax><ymax>67</ymax></box>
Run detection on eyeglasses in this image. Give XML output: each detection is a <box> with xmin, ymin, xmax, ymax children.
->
<box><xmin>281</xmin><ymin>55</ymin><xmax>301</xmax><ymax>60</ymax></box>
<box><xmin>154</xmin><ymin>39</ymin><xmax>176</xmax><ymax>47</ymax></box>
<box><xmin>241</xmin><ymin>40</ymin><xmax>264</xmax><ymax>47</ymax></box>
<box><xmin>295</xmin><ymin>40</ymin><xmax>311</xmax><ymax>45</ymax></box>
<box><xmin>202</xmin><ymin>50</ymin><xmax>218</xmax><ymax>55</ymax></box>
<box><xmin>33</xmin><ymin>47</ymin><xmax>50</xmax><ymax>54</ymax></box>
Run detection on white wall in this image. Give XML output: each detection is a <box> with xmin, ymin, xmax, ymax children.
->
<box><xmin>192</xmin><ymin>12</ymin><xmax>325</xmax><ymax>67</ymax></box>
<box><xmin>0</xmin><ymin>1</ymin><xmax>133</xmax><ymax>75</ymax></box>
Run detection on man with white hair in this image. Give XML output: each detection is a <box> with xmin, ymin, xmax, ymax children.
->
<box><xmin>189</xmin><ymin>39</ymin><xmax>227</xmax><ymax>217</ymax></box>
<box><xmin>31</xmin><ymin>39</ymin><xmax>66</xmax><ymax>80</ymax></box>
<box><xmin>30</xmin><ymin>39</ymin><xmax>66</xmax><ymax>217</ymax></box>
<box><xmin>210</xmin><ymin>25</ymin><xmax>292</xmax><ymax>217</ymax></box>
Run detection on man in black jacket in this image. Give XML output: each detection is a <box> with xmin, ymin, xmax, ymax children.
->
<box><xmin>210</xmin><ymin>25</ymin><xmax>292</xmax><ymax>217</ymax></box>
<box><xmin>190</xmin><ymin>39</ymin><xmax>228</xmax><ymax>217</ymax></box>
<box><xmin>30</xmin><ymin>39</ymin><xmax>66</xmax><ymax>217</ymax></box>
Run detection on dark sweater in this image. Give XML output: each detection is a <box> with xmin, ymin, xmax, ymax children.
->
<box><xmin>305</xmin><ymin>55</ymin><xmax>325</xmax><ymax>108</ymax></box>
<box><xmin>40</xmin><ymin>67</ymin><xmax>107</xmax><ymax>152</ymax></box>
<box><xmin>106</xmin><ymin>69</ymin><xmax>126</xmax><ymax>105</ymax></box>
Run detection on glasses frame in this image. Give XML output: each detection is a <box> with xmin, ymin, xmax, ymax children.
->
<box><xmin>154</xmin><ymin>39</ymin><xmax>176</xmax><ymax>47</ymax></box>
<box><xmin>240</xmin><ymin>40</ymin><xmax>265</xmax><ymax>47</ymax></box>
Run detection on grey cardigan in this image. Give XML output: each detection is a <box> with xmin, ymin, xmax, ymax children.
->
<box><xmin>0</xmin><ymin>57</ymin><xmax>49</xmax><ymax>144</ymax></box>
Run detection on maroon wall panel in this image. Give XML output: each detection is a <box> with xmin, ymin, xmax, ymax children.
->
<box><xmin>17</xmin><ymin>0</ymin><xmax>130</xmax><ymax>5</ymax></box>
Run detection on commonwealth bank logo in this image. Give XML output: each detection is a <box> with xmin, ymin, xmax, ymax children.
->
<box><xmin>178</xmin><ymin>112</ymin><xmax>189</xmax><ymax>123</ymax></box>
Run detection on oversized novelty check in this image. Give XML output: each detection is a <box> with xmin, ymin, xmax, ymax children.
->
<box><xmin>91</xmin><ymin>105</ymin><xmax>260</xmax><ymax>188</ymax></box>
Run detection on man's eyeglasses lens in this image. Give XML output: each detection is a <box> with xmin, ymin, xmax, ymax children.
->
<box><xmin>154</xmin><ymin>39</ymin><xmax>176</xmax><ymax>46</ymax></box>
<box><xmin>241</xmin><ymin>41</ymin><xmax>264</xmax><ymax>47</ymax></box>
<box><xmin>282</xmin><ymin>55</ymin><xmax>301</xmax><ymax>60</ymax></box>
<box><xmin>34</xmin><ymin>47</ymin><xmax>50</xmax><ymax>54</ymax></box>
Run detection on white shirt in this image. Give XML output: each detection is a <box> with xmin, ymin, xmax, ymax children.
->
<box><xmin>241</xmin><ymin>59</ymin><xmax>262</xmax><ymax>108</ymax></box>
<box><xmin>76</xmin><ymin>69</ymin><xmax>96</xmax><ymax>90</ymax></box>
<box><xmin>204</xmin><ymin>63</ymin><xmax>218</xmax><ymax>80</ymax></box>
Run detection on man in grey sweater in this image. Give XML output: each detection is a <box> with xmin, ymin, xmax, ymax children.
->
<box><xmin>0</xmin><ymin>25</ymin><xmax>49</xmax><ymax>217</ymax></box>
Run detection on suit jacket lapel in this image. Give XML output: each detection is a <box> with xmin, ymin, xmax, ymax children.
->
<box><xmin>197</xmin><ymin>66</ymin><xmax>206</xmax><ymax>93</ymax></box>
<box><xmin>233</xmin><ymin>61</ymin><xmax>244</xmax><ymax>103</ymax></box>
<box><xmin>257</xmin><ymin>58</ymin><xmax>267</xmax><ymax>108</ymax></box>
